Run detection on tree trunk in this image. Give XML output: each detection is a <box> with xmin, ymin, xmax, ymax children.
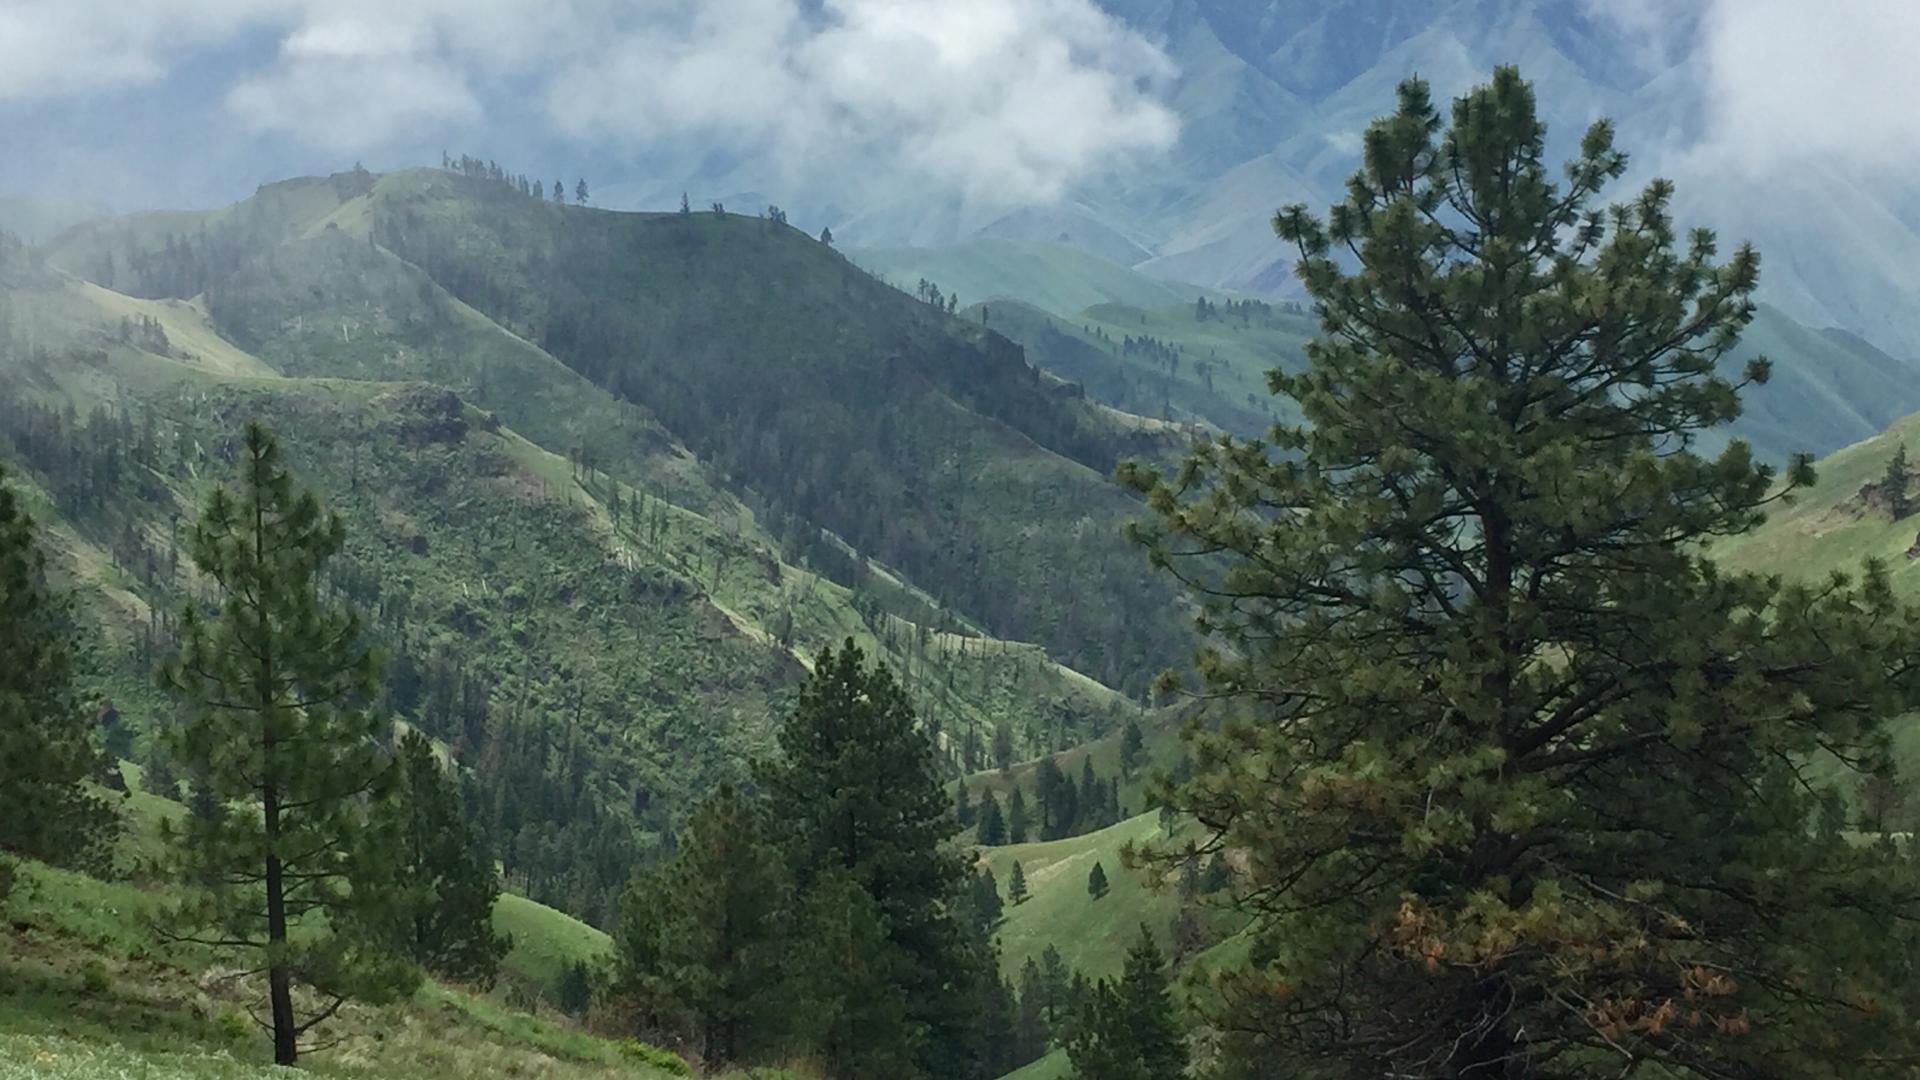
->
<box><xmin>265</xmin><ymin>783</ymin><xmax>297</xmax><ymax>1066</ymax></box>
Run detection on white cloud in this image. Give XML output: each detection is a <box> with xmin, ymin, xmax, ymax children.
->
<box><xmin>547</xmin><ymin>0</ymin><xmax>1178</xmax><ymax>206</ymax></box>
<box><xmin>1689</xmin><ymin>0</ymin><xmax>1920</xmax><ymax>177</ymax></box>
<box><xmin>0</xmin><ymin>0</ymin><xmax>1177</xmax><ymax>207</ymax></box>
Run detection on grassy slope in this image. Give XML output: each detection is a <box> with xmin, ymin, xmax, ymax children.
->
<box><xmin>985</xmin><ymin>297</ymin><xmax>1314</xmax><ymax>436</ymax></box>
<box><xmin>1711</xmin><ymin>412</ymin><xmax>1920</xmax><ymax>588</ymax></box>
<box><xmin>976</xmin><ymin>813</ymin><xmax>1178</xmax><ymax>982</ymax></box>
<box><xmin>849</xmin><ymin>239</ymin><xmax>1216</xmax><ymax>319</ymax></box>
<box><xmin>494</xmin><ymin>894</ymin><xmax>612</xmax><ymax>995</ymax></box>
<box><xmin>0</xmin><ymin>862</ymin><xmax>682</xmax><ymax>1080</ymax></box>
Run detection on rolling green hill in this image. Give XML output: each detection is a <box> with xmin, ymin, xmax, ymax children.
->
<box><xmin>0</xmin><ymin>184</ymin><xmax>1174</xmax><ymax>929</ymax></box>
<box><xmin>977</xmin><ymin>812</ymin><xmax>1179</xmax><ymax>982</ymax></box>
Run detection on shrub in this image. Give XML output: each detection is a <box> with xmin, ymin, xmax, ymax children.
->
<box><xmin>618</xmin><ymin>1038</ymin><xmax>692</xmax><ymax>1076</ymax></box>
<box><xmin>214</xmin><ymin>1007</ymin><xmax>253</xmax><ymax>1043</ymax></box>
<box><xmin>80</xmin><ymin>958</ymin><xmax>111</xmax><ymax>995</ymax></box>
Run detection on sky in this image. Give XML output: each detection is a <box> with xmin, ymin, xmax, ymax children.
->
<box><xmin>0</xmin><ymin>1</ymin><xmax>1915</xmax><ymax>225</ymax></box>
<box><xmin>0</xmin><ymin>0</ymin><xmax>1179</xmax><ymax>214</ymax></box>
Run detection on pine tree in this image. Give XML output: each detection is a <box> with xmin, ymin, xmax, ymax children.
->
<box><xmin>612</xmin><ymin>783</ymin><xmax>788</xmax><ymax>1066</ymax></box>
<box><xmin>1118</xmin><ymin>719</ymin><xmax>1144</xmax><ymax>778</ymax></box>
<box><xmin>1039</xmin><ymin>944</ymin><xmax>1070</xmax><ymax>1028</ymax></box>
<box><xmin>1007</xmin><ymin>787</ymin><xmax>1031</xmax><ymax>843</ymax></box>
<box><xmin>1884</xmin><ymin>443</ymin><xmax>1912</xmax><ymax>519</ymax></box>
<box><xmin>1035</xmin><ymin>758</ymin><xmax>1074</xmax><ymax>839</ymax></box>
<box><xmin>1065</xmin><ymin>926</ymin><xmax>1185</xmax><ymax>1080</ymax></box>
<box><xmin>977</xmin><ymin>792</ymin><xmax>1007</xmax><ymax>845</ymax></box>
<box><xmin>788</xmin><ymin>870</ymin><xmax>918</xmax><ymax>1080</ymax></box>
<box><xmin>820</xmin><ymin>226</ymin><xmax>834</xmax><ymax>246</ymax></box>
<box><xmin>375</xmin><ymin>730</ymin><xmax>508</xmax><ymax>986</ymax></box>
<box><xmin>1015</xmin><ymin>956</ymin><xmax>1051</xmax><ymax>1063</ymax></box>
<box><xmin>1078</xmin><ymin>757</ymin><xmax>1100</xmax><ymax>830</ymax></box>
<box><xmin>759</xmin><ymin>640</ymin><xmax>984</xmax><ymax>1077</ymax></box>
<box><xmin>0</xmin><ymin>462</ymin><xmax>115</xmax><ymax>875</ymax></box>
<box><xmin>1086</xmin><ymin>861</ymin><xmax>1109</xmax><ymax>900</ymax></box>
<box><xmin>557</xmin><ymin>959</ymin><xmax>593</xmax><ymax>1017</ymax></box>
<box><xmin>1123</xmin><ymin>67</ymin><xmax>1920</xmax><ymax>1076</ymax></box>
<box><xmin>159</xmin><ymin>422</ymin><xmax>416</xmax><ymax>1065</ymax></box>
<box><xmin>574</xmin><ymin>178</ymin><xmax>589</xmax><ymax>205</ymax></box>
<box><xmin>1008</xmin><ymin>859</ymin><xmax>1028</xmax><ymax>905</ymax></box>
<box><xmin>966</xmin><ymin>866</ymin><xmax>1003</xmax><ymax>935</ymax></box>
<box><xmin>992</xmin><ymin>721</ymin><xmax>1014</xmax><ymax>772</ymax></box>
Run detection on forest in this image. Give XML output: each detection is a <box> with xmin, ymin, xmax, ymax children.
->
<box><xmin>8</xmin><ymin>61</ymin><xmax>1920</xmax><ymax>1080</ymax></box>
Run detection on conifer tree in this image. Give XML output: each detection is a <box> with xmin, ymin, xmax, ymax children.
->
<box><xmin>1008</xmin><ymin>859</ymin><xmax>1028</xmax><ymax>905</ymax></box>
<box><xmin>760</xmin><ymin>640</ymin><xmax>986</xmax><ymax>1076</ymax></box>
<box><xmin>1884</xmin><ymin>443</ymin><xmax>1911</xmax><ymax>519</ymax></box>
<box><xmin>1065</xmin><ymin>925</ymin><xmax>1185</xmax><ymax>1080</ymax></box>
<box><xmin>1015</xmin><ymin>956</ymin><xmax>1051</xmax><ymax>1063</ymax></box>
<box><xmin>159</xmin><ymin>422</ymin><xmax>416</xmax><ymax>1065</ymax></box>
<box><xmin>788</xmin><ymin>869</ymin><xmax>918</xmax><ymax>1080</ymax></box>
<box><xmin>613</xmin><ymin>783</ymin><xmax>789</xmax><ymax>1066</ymax></box>
<box><xmin>375</xmin><ymin>729</ymin><xmax>508</xmax><ymax>986</ymax></box>
<box><xmin>1039</xmin><ymin>944</ymin><xmax>1070</xmax><ymax>1027</ymax></box>
<box><xmin>1007</xmin><ymin>786</ymin><xmax>1031</xmax><ymax>843</ymax></box>
<box><xmin>1118</xmin><ymin>719</ymin><xmax>1144</xmax><ymax>777</ymax></box>
<box><xmin>977</xmin><ymin>792</ymin><xmax>1007</xmax><ymax>845</ymax></box>
<box><xmin>0</xmin><ymin>462</ymin><xmax>115</xmax><ymax>875</ymax></box>
<box><xmin>1086</xmin><ymin>861</ymin><xmax>1109</xmax><ymax>900</ymax></box>
<box><xmin>1124</xmin><ymin>67</ymin><xmax>1920</xmax><ymax>1076</ymax></box>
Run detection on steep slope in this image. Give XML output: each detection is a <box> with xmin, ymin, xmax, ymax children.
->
<box><xmin>355</xmin><ymin>169</ymin><xmax>1191</xmax><ymax>692</ymax></box>
<box><xmin>1</xmin><ymin>176</ymin><xmax>1176</xmax><ymax>923</ymax></box>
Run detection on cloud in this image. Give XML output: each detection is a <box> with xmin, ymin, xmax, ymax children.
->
<box><xmin>546</xmin><ymin>0</ymin><xmax>1182</xmax><ymax>206</ymax></box>
<box><xmin>1688</xmin><ymin>0</ymin><xmax>1920</xmax><ymax>177</ymax></box>
<box><xmin>226</xmin><ymin>16</ymin><xmax>483</xmax><ymax>151</ymax></box>
<box><xmin>0</xmin><ymin>0</ymin><xmax>1177</xmax><ymax>207</ymax></box>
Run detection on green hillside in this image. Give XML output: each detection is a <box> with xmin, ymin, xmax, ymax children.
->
<box><xmin>1713</xmin><ymin>413</ymin><xmax>1920</xmax><ymax>598</ymax></box>
<box><xmin>362</xmin><ymin>169</ymin><xmax>1190</xmax><ymax>694</ymax></box>
<box><xmin>0</xmin><ymin>200</ymin><xmax>1159</xmax><ymax>929</ymax></box>
<box><xmin>990</xmin><ymin>291</ymin><xmax>1920</xmax><ymax>462</ymax></box>
<box><xmin>979</xmin><ymin>813</ymin><xmax>1174</xmax><ymax>981</ymax></box>
<box><xmin>850</xmin><ymin>239</ymin><xmax>1217</xmax><ymax>319</ymax></box>
<box><xmin>0</xmin><ymin>861</ymin><xmax>685</xmax><ymax>1080</ymax></box>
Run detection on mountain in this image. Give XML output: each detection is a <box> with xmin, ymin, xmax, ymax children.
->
<box><xmin>1</xmin><ymin>169</ymin><xmax>1182</xmax><ymax>927</ymax></box>
<box><xmin>618</xmin><ymin>2</ymin><xmax>1920</xmax><ymax>365</ymax></box>
<box><xmin>940</xmin><ymin>237</ymin><xmax>1920</xmax><ymax>463</ymax></box>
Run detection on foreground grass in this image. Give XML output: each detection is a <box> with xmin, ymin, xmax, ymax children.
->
<box><xmin>0</xmin><ymin>861</ymin><xmax>680</xmax><ymax>1080</ymax></box>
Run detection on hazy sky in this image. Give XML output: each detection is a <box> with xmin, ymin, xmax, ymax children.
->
<box><xmin>0</xmin><ymin>0</ymin><xmax>1178</xmax><ymax>212</ymax></box>
<box><xmin>1</xmin><ymin>1</ymin><xmax>1914</xmax><ymax>216</ymax></box>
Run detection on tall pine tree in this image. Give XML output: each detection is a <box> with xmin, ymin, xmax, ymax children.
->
<box><xmin>1064</xmin><ymin>925</ymin><xmax>1185</xmax><ymax>1080</ymax></box>
<box><xmin>0</xmin><ymin>461</ymin><xmax>115</xmax><ymax>876</ymax></box>
<box><xmin>374</xmin><ymin>729</ymin><xmax>508</xmax><ymax>987</ymax></box>
<box><xmin>759</xmin><ymin>640</ymin><xmax>988</xmax><ymax>1079</ymax></box>
<box><xmin>613</xmin><ymin>782</ymin><xmax>789</xmax><ymax>1067</ymax></box>
<box><xmin>1124</xmin><ymin>67</ymin><xmax>1920</xmax><ymax>1077</ymax></box>
<box><xmin>159</xmin><ymin>421</ymin><xmax>416</xmax><ymax>1066</ymax></box>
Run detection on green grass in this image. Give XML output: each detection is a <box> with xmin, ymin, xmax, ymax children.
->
<box><xmin>494</xmin><ymin>893</ymin><xmax>612</xmax><ymax>996</ymax></box>
<box><xmin>0</xmin><ymin>861</ymin><xmax>683</xmax><ymax>1080</ymax></box>
<box><xmin>996</xmin><ymin>1048</ymin><xmax>1071</xmax><ymax>1080</ymax></box>
<box><xmin>977</xmin><ymin>812</ymin><xmax>1178</xmax><ymax>982</ymax></box>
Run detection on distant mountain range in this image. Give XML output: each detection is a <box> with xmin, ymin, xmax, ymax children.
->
<box><xmin>620</xmin><ymin>1</ymin><xmax>1920</xmax><ymax>364</ymax></box>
